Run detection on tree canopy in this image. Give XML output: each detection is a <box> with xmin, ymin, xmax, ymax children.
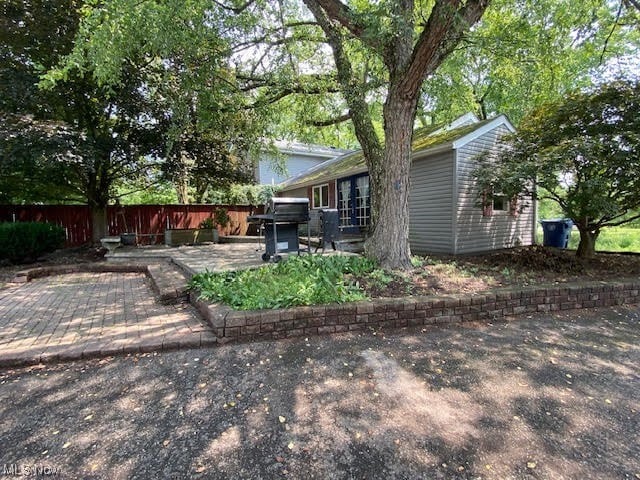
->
<box><xmin>4</xmin><ymin>0</ymin><xmax>640</xmax><ymax>254</ymax></box>
<box><xmin>419</xmin><ymin>0</ymin><xmax>640</xmax><ymax>125</ymax></box>
<box><xmin>476</xmin><ymin>80</ymin><xmax>640</xmax><ymax>258</ymax></box>
<box><xmin>0</xmin><ymin>0</ymin><xmax>166</xmax><ymax>240</ymax></box>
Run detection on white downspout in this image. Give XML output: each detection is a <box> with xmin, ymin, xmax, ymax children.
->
<box><xmin>532</xmin><ymin>180</ymin><xmax>538</xmax><ymax>245</ymax></box>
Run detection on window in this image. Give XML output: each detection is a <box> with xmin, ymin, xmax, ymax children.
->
<box><xmin>482</xmin><ymin>188</ymin><xmax>507</xmax><ymax>217</ymax></box>
<box><xmin>338</xmin><ymin>180</ymin><xmax>351</xmax><ymax>226</ymax></box>
<box><xmin>312</xmin><ymin>184</ymin><xmax>329</xmax><ymax>209</ymax></box>
<box><xmin>355</xmin><ymin>175</ymin><xmax>370</xmax><ymax>226</ymax></box>
<box><xmin>493</xmin><ymin>194</ymin><xmax>506</xmax><ymax>211</ymax></box>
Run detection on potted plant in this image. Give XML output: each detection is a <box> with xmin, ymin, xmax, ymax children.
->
<box><xmin>164</xmin><ymin>208</ymin><xmax>231</xmax><ymax>246</ymax></box>
<box><xmin>213</xmin><ymin>208</ymin><xmax>231</xmax><ymax>232</ymax></box>
<box><xmin>198</xmin><ymin>217</ymin><xmax>218</xmax><ymax>243</ymax></box>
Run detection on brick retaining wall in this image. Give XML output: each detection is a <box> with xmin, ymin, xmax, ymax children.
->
<box><xmin>194</xmin><ymin>279</ymin><xmax>640</xmax><ymax>343</ymax></box>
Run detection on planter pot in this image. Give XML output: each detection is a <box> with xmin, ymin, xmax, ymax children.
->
<box><xmin>120</xmin><ymin>233</ymin><xmax>137</xmax><ymax>246</ymax></box>
<box><xmin>165</xmin><ymin>228</ymin><xmax>218</xmax><ymax>247</ymax></box>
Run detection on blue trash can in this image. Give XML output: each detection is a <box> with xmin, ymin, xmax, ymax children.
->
<box><xmin>540</xmin><ymin>219</ymin><xmax>573</xmax><ymax>248</ymax></box>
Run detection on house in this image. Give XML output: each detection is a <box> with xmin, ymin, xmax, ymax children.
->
<box><xmin>278</xmin><ymin>114</ymin><xmax>536</xmax><ymax>255</ymax></box>
<box><xmin>255</xmin><ymin>141</ymin><xmax>351</xmax><ymax>185</ymax></box>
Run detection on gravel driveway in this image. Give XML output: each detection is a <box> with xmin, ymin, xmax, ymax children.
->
<box><xmin>1</xmin><ymin>306</ymin><xmax>638</xmax><ymax>479</ymax></box>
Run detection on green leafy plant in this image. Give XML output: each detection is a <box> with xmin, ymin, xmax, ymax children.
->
<box><xmin>0</xmin><ymin>222</ymin><xmax>66</xmax><ymax>263</ymax></box>
<box><xmin>198</xmin><ymin>209</ymin><xmax>230</xmax><ymax>230</ymax></box>
<box><xmin>198</xmin><ymin>217</ymin><xmax>215</xmax><ymax>229</ymax></box>
<box><xmin>214</xmin><ymin>208</ymin><xmax>230</xmax><ymax>228</ymax></box>
<box><xmin>189</xmin><ymin>255</ymin><xmax>377</xmax><ymax>310</ymax></box>
<box><xmin>366</xmin><ymin>268</ymin><xmax>395</xmax><ymax>289</ymax></box>
<box><xmin>410</xmin><ymin>256</ymin><xmax>425</xmax><ymax>268</ymax></box>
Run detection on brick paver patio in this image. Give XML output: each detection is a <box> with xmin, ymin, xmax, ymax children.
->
<box><xmin>0</xmin><ymin>272</ymin><xmax>216</xmax><ymax>366</ymax></box>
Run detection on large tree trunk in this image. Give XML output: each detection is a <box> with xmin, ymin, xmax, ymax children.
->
<box><xmin>175</xmin><ymin>150</ymin><xmax>191</xmax><ymax>204</ymax></box>
<box><xmin>365</xmin><ymin>91</ymin><xmax>417</xmax><ymax>270</ymax></box>
<box><xmin>176</xmin><ymin>178</ymin><xmax>189</xmax><ymax>204</ymax></box>
<box><xmin>302</xmin><ymin>0</ymin><xmax>489</xmax><ymax>270</ymax></box>
<box><xmin>90</xmin><ymin>204</ymin><xmax>108</xmax><ymax>244</ymax></box>
<box><xmin>86</xmin><ymin>161</ymin><xmax>111</xmax><ymax>244</ymax></box>
<box><xmin>576</xmin><ymin>228</ymin><xmax>599</xmax><ymax>259</ymax></box>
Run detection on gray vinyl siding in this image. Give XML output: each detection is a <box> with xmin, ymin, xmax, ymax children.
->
<box><xmin>279</xmin><ymin>186</ymin><xmax>307</xmax><ymax>198</ymax></box>
<box><xmin>258</xmin><ymin>154</ymin><xmax>326</xmax><ymax>185</ymax></box>
<box><xmin>409</xmin><ymin>151</ymin><xmax>456</xmax><ymax>254</ymax></box>
<box><xmin>454</xmin><ymin>125</ymin><xmax>534</xmax><ymax>254</ymax></box>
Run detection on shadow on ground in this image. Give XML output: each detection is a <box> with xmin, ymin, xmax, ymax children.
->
<box><xmin>0</xmin><ymin>306</ymin><xmax>638</xmax><ymax>479</ymax></box>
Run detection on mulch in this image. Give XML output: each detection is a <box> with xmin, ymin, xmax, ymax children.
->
<box><xmin>0</xmin><ymin>246</ymin><xmax>107</xmax><ymax>288</ymax></box>
<box><xmin>356</xmin><ymin>246</ymin><xmax>640</xmax><ymax>298</ymax></box>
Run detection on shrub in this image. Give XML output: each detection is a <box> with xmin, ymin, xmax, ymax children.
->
<box><xmin>0</xmin><ymin>222</ymin><xmax>66</xmax><ymax>263</ymax></box>
<box><xmin>214</xmin><ymin>208</ymin><xmax>230</xmax><ymax>228</ymax></box>
<box><xmin>189</xmin><ymin>255</ymin><xmax>377</xmax><ymax>310</ymax></box>
<box><xmin>198</xmin><ymin>217</ymin><xmax>215</xmax><ymax>229</ymax></box>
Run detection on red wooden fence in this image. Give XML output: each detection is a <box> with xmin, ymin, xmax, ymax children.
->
<box><xmin>0</xmin><ymin>204</ymin><xmax>263</xmax><ymax>247</ymax></box>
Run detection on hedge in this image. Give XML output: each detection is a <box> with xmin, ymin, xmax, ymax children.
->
<box><xmin>0</xmin><ymin>222</ymin><xmax>66</xmax><ymax>263</ymax></box>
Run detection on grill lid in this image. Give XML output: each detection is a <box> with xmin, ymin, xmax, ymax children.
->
<box><xmin>267</xmin><ymin>197</ymin><xmax>309</xmax><ymax>222</ymax></box>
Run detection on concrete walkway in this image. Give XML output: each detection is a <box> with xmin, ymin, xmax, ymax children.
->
<box><xmin>0</xmin><ymin>271</ymin><xmax>215</xmax><ymax>367</ymax></box>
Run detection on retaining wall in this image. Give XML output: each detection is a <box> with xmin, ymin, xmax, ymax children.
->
<box><xmin>194</xmin><ymin>279</ymin><xmax>640</xmax><ymax>343</ymax></box>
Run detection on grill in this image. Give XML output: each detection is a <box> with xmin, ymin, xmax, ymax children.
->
<box><xmin>247</xmin><ymin>197</ymin><xmax>311</xmax><ymax>262</ymax></box>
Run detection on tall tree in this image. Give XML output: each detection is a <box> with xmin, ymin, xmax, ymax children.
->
<box><xmin>294</xmin><ymin>0</ymin><xmax>489</xmax><ymax>268</ymax></box>
<box><xmin>54</xmin><ymin>0</ymin><xmax>490</xmax><ymax>268</ymax></box>
<box><xmin>45</xmin><ymin>0</ymin><xmax>267</xmax><ymax>205</ymax></box>
<box><xmin>1</xmin><ymin>0</ymin><xmax>163</xmax><ymax>241</ymax></box>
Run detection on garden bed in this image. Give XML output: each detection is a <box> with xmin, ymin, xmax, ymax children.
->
<box><xmin>188</xmin><ymin>245</ymin><xmax>640</xmax><ymax>311</ymax></box>
<box><xmin>360</xmin><ymin>246</ymin><xmax>640</xmax><ymax>298</ymax></box>
<box><xmin>0</xmin><ymin>246</ymin><xmax>106</xmax><ymax>288</ymax></box>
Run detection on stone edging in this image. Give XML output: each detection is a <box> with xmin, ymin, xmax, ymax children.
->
<box><xmin>192</xmin><ymin>278</ymin><xmax>640</xmax><ymax>344</ymax></box>
<box><xmin>11</xmin><ymin>261</ymin><xmax>189</xmax><ymax>305</ymax></box>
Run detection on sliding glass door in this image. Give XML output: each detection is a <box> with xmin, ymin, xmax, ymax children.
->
<box><xmin>337</xmin><ymin>173</ymin><xmax>370</xmax><ymax>232</ymax></box>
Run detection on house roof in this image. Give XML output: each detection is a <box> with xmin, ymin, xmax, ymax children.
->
<box><xmin>279</xmin><ymin>114</ymin><xmax>514</xmax><ymax>190</ymax></box>
<box><xmin>272</xmin><ymin>140</ymin><xmax>352</xmax><ymax>159</ymax></box>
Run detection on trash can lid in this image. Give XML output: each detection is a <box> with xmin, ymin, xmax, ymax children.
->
<box><xmin>539</xmin><ymin>218</ymin><xmax>573</xmax><ymax>225</ymax></box>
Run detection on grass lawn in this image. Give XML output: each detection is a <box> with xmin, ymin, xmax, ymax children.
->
<box><xmin>536</xmin><ymin>226</ymin><xmax>640</xmax><ymax>253</ymax></box>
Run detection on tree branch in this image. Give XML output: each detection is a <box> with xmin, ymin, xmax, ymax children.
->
<box><xmin>212</xmin><ymin>0</ymin><xmax>257</xmax><ymax>14</ymax></box>
<box><xmin>232</xmin><ymin>23</ymin><xmax>325</xmax><ymax>52</ymax></box>
<box><xmin>598</xmin><ymin>211</ymin><xmax>640</xmax><ymax>228</ymax></box>
<box><xmin>308</xmin><ymin>112</ymin><xmax>352</xmax><ymax>126</ymax></box>
<box><xmin>311</xmin><ymin>0</ymin><xmax>364</xmax><ymax>37</ymax></box>
<box><xmin>401</xmin><ymin>0</ymin><xmax>489</xmax><ymax>96</ymax></box>
<box><xmin>241</xmin><ymin>83</ymin><xmax>343</xmax><ymax>109</ymax></box>
<box><xmin>234</xmin><ymin>34</ymin><xmax>327</xmax><ymax>53</ymax></box>
<box><xmin>236</xmin><ymin>73</ymin><xmax>339</xmax><ymax>92</ymax></box>
<box><xmin>623</xmin><ymin>0</ymin><xmax>640</xmax><ymax>12</ymax></box>
<box><xmin>600</xmin><ymin>0</ymin><xmax>624</xmax><ymax>65</ymax></box>
<box><xmin>302</xmin><ymin>0</ymin><xmax>384</xmax><ymax>168</ymax></box>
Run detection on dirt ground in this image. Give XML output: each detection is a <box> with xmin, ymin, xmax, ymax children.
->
<box><xmin>356</xmin><ymin>246</ymin><xmax>640</xmax><ymax>298</ymax></box>
<box><xmin>0</xmin><ymin>246</ymin><xmax>106</xmax><ymax>288</ymax></box>
<box><xmin>0</xmin><ymin>306</ymin><xmax>638</xmax><ymax>479</ymax></box>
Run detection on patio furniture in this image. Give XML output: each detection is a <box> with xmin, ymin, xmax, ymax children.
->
<box><xmin>316</xmin><ymin>208</ymin><xmax>340</xmax><ymax>252</ymax></box>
